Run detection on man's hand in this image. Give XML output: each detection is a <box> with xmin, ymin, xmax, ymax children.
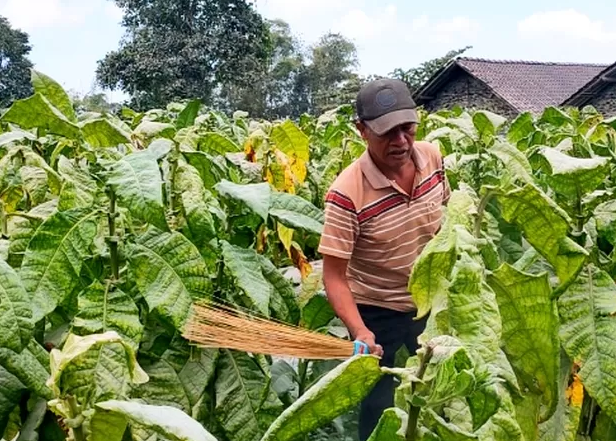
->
<box><xmin>354</xmin><ymin>328</ymin><xmax>384</xmax><ymax>357</ymax></box>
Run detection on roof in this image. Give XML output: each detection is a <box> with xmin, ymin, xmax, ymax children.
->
<box><xmin>563</xmin><ymin>61</ymin><xmax>616</xmax><ymax>107</ymax></box>
<box><xmin>415</xmin><ymin>57</ymin><xmax>610</xmax><ymax>114</ymax></box>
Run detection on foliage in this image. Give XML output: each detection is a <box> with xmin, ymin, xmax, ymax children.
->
<box><xmin>3</xmin><ymin>69</ymin><xmax>616</xmax><ymax>441</ymax></box>
<box><xmin>0</xmin><ymin>16</ymin><xmax>34</xmax><ymax>109</ymax></box>
<box><xmin>214</xmin><ymin>25</ymin><xmax>360</xmax><ymax>120</ymax></box>
<box><xmin>390</xmin><ymin>46</ymin><xmax>472</xmax><ymax>94</ymax></box>
<box><xmin>96</xmin><ymin>0</ymin><xmax>271</xmax><ymax>111</ymax></box>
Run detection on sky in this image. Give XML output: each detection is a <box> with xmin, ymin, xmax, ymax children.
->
<box><xmin>1</xmin><ymin>0</ymin><xmax>615</xmax><ymax>103</ymax></box>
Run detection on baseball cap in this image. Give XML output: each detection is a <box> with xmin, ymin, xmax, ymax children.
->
<box><xmin>356</xmin><ymin>78</ymin><xmax>419</xmax><ymax>136</ymax></box>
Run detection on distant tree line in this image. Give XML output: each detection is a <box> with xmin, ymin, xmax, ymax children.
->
<box><xmin>0</xmin><ymin>1</ymin><xmax>470</xmax><ymax>118</ymax></box>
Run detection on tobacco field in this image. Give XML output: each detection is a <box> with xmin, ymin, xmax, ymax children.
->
<box><xmin>1</xmin><ymin>70</ymin><xmax>616</xmax><ymax>441</ymax></box>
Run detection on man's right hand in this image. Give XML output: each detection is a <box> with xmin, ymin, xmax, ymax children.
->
<box><xmin>354</xmin><ymin>328</ymin><xmax>383</xmax><ymax>357</ymax></box>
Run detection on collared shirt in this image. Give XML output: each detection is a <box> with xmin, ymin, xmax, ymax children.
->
<box><xmin>318</xmin><ymin>141</ymin><xmax>451</xmax><ymax>312</ymax></box>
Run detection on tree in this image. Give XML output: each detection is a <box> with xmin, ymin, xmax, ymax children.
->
<box><xmin>69</xmin><ymin>90</ymin><xmax>121</xmax><ymax>114</ymax></box>
<box><xmin>0</xmin><ymin>16</ymin><xmax>33</xmax><ymax>109</ymax></box>
<box><xmin>390</xmin><ymin>46</ymin><xmax>472</xmax><ymax>93</ymax></box>
<box><xmin>213</xmin><ymin>19</ymin><xmax>306</xmax><ymax>118</ymax></box>
<box><xmin>214</xmin><ymin>27</ymin><xmax>360</xmax><ymax>119</ymax></box>
<box><xmin>307</xmin><ymin>33</ymin><xmax>359</xmax><ymax>115</ymax></box>
<box><xmin>95</xmin><ymin>0</ymin><xmax>272</xmax><ymax>110</ymax></box>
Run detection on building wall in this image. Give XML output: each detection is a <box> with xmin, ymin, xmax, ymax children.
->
<box><xmin>587</xmin><ymin>82</ymin><xmax>616</xmax><ymax>117</ymax></box>
<box><xmin>423</xmin><ymin>71</ymin><xmax>519</xmax><ymax>120</ymax></box>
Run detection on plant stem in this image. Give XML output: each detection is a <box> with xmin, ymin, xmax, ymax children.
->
<box><xmin>474</xmin><ymin>190</ymin><xmax>495</xmax><ymax>238</ymax></box>
<box><xmin>406</xmin><ymin>345</ymin><xmax>433</xmax><ymax>441</ymax></box>
<box><xmin>107</xmin><ymin>188</ymin><xmax>120</xmax><ymax>281</ymax></box>
<box><xmin>298</xmin><ymin>359</ymin><xmax>309</xmax><ymax>397</ymax></box>
<box><xmin>66</xmin><ymin>396</ymin><xmax>86</xmax><ymax>441</ymax></box>
<box><xmin>0</xmin><ymin>201</ymin><xmax>7</xmax><ymax>238</ymax></box>
<box><xmin>169</xmin><ymin>142</ymin><xmax>180</xmax><ymax>216</ymax></box>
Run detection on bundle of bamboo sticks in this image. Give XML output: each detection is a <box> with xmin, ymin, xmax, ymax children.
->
<box><xmin>183</xmin><ymin>302</ymin><xmax>359</xmax><ymax>360</ymax></box>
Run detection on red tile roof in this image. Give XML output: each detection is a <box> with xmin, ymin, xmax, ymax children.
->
<box><xmin>416</xmin><ymin>57</ymin><xmax>610</xmax><ymax>114</ymax></box>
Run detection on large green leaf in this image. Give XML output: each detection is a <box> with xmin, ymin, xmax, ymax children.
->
<box><xmin>132</xmin><ymin>334</ymin><xmax>218</xmax><ymax>417</ymax></box>
<box><xmin>256</xmin><ymin>254</ymin><xmax>300</xmax><ymax>324</ymax></box>
<box><xmin>198</xmin><ymin>132</ymin><xmax>241</xmax><ymax>154</ymax></box>
<box><xmin>0</xmin><ymin>341</ymin><xmax>52</xmax><ymax>400</ymax></box>
<box><xmin>507</xmin><ymin>112</ymin><xmax>535</xmax><ymax>145</ymax></box>
<box><xmin>0</xmin><ymin>259</ymin><xmax>32</xmax><ymax>353</ymax></box>
<box><xmin>558</xmin><ymin>265</ymin><xmax>616</xmax><ymax>423</ymax></box>
<box><xmin>20</xmin><ymin>166</ymin><xmax>48</xmax><ymax>206</ymax></box>
<box><xmin>487</xmin><ymin>264</ymin><xmax>559</xmax><ymax>420</ymax></box>
<box><xmin>539</xmin><ymin>107</ymin><xmax>574</xmax><ymax>127</ymax></box>
<box><xmin>6</xmin><ymin>200</ymin><xmax>57</xmax><ymax>268</ymax></box>
<box><xmin>535</xmin><ymin>147</ymin><xmax>610</xmax><ymax>197</ymax></box>
<box><xmin>0</xmin><ymin>93</ymin><xmax>80</xmax><ymax>139</ymax></box>
<box><xmin>422</xmin><ymin>408</ymin><xmax>477</xmax><ymax>440</ymax></box>
<box><xmin>472</xmin><ymin>110</ymin><xmax>506</xmax><ymax>143</ymax></box>
<box><xmin>215</xmin><ymin>180</ymin><xmax>271</xmax><ymax>222</ymax></box>
<box><xmin>447</xmin><ymin>253</ymin><xmax>501</xmax><ymax>365</ymax></box>
<box><xmin>497</xmin><ymin>184</ymin><xmax>588</xmax><ymax>287</ymax></box>
<box><xmin>270</xmin><ymin>120</ymin><xmax>310</xmax><ymax>162</ymax></box>
<box><xmin>215</xmin><ymin>350</ymin><xmax>283</xmax><ymax>441</ymax></box>
<box><xmin>72</xmin><ymin>281</ymin><xmax>144</xmax><ymax>351</ymax></box>
<box><xmin>106</xmin><ymin>150</ymin><xmax>168</xmax><ymax>231</ymax></box>
<box><xmin>183</xmin><ymin>152</ymin><xmax>229</xmax><ymax>190</ymax></box>
<box><xmin>176</xmin><ymin>100</ymin><xmax>201</xmax><ymax>130</ymax></box>
<box><xmin>367</xmin><ymin>408</ymin><xmax>407</xmax><ymax>441</ymax></box>
<box><xmin>475</xmin><ymin>386</ymin><xmax>524</xmax><ymax>441</ymax></box>
<box><xmin>591</xmin><ymin>199</ymin><xmax>616</xmax><ymax>246</ymax></box>
<box><xmin>31</xmin><ymin>70</ymin><xmax>76</xmax><ymax>121</ymax></box>
<box><xmin>134</xmin><ymin>121</ymin><xmax>176</xmax><ymax>140</ymax></box>
<box><xmin>80</xmin><ymin>118</ymin><xmax>132</xmax><ymax>147</ymax></box>
<box><xmin>409</xmin><ymin>222</ymin><xmax>473</xmax><ymax>319</ymax></box>
<box><xmin>175</xmin><ymin>163</ymin><xmax>217</xmax><ymax>248</ymax></box>
<box><xmin>262</xmin><ymin>355</ymin><xmax>383</xmax><ymax>441</ymax></box>
<box><xmin>0</xmin><ymin>130</ymin><xmax>36</xmax><ymax>147</ymax></box>
<box><xmin>94</xmin><ymin>400</ymin><xmax>219</xmax><ymax>441</ymax></box>
<box><xmin>489</xmin><ymin>140</ymin><xmax>534</xmax><ymax>184</ymax></box>
<box><xmin>129</xmin><ymin>228</ymin><xmax>211</xmax><ymax>330</ymax></box>
<box><xmin>538</xmin><ymin>351</ymin><xmax>583</xmax><ymax>441</ymax></box>
<box><xmin>269</xmin><ymin>192</ymin><xmax>324</xmax><ymax>235</ymax></box>
<box><xmin>20</xmin><ymin>208</ymin><xmax>100</xmax><ymax>322</ymax></box>
<box><xmin>300</xmin><ymin>294</ymin><xmax>335</xmax><ymax>331</ymax></box>
<box><xmin>48</xmin><ymin>332</ymin><xmax>148</xmax><ymax>406</ymax></box>
<box><xmin>0</xmin><ymin>366</ymin><xmax>26</xmax><ymax>435</ymax></box>
<box><xmin>221</xmin><ymin>241</ymin><xmax>272</xmax><ymax>317</ymax></box>
<box><xmin>57</xmin><ymin>156</ymin><xmax>98</xmax><ymax>208</ymax></box>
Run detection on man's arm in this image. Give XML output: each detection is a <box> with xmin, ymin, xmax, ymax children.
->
<box><xmin>317</xmin><ymin>189</ymin><xmax>383</xmax><ymax>356</ymax></box>
<box><xmin>322</xmin><ymin>254</ymin><xmax>383</xmax><ymax>356</ymax></box>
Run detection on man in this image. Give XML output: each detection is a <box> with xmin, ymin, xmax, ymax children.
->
<box><xmin>318</xmin><ymin>78</ymin><xmax>450</xmax><ymax>440</ymax></box>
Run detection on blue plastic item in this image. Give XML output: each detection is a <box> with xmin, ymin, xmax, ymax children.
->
<box><xmin>353</xmin><ymin>340</ymin><xmax>370</xmax><ymax>355</ymax></box>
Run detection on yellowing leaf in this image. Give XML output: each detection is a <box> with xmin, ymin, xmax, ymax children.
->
<box><xmin>277</xmin><ymin>222</ymin><xmax>294</xmax><ymax>254</ymax></box>
<box><xmin>566</xmin><ymin>374</ymin><xmax>584</xmax><ymax>407</ymax></box>
<box><xmin>291</xmin><ymin>242</ymin><xmax>312</xmax><ymax>281</ymax></box>
<box><xmin>291</xmin><ymin>157</ymin><xmax>307</xmax><ymax>184</ymax></box>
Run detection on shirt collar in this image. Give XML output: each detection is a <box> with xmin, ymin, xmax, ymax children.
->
<box><xmin>359</xmin><ymin>144</ymin><xmax>428</xmax><ymax>190</ymax></box>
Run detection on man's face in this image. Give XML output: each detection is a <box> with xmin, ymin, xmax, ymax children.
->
<box><xmin>356</xmin><ymin>121</ymin><xmax>417</xmax><ymax>171</ymax></box>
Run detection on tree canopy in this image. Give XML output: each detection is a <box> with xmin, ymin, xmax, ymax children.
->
<box><xmin>0</xmin><ymin>16</ymin><xmax>33</xmax><ymax>109</ymax></box>
<box><xmin>390</xmin><ymin>46</ymin><xmax>472</xmax><ymax>93</ymax></box>
<box><xmin>96</xmin><ymin>0</ymin><xmax>272</xmax><ymax>110</ymax></box>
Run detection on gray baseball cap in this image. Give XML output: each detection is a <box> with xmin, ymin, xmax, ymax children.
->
<box><xmin>356</xmin><ymin>78</ymin><xmax>419</xmax><ymax>136</ymax></box>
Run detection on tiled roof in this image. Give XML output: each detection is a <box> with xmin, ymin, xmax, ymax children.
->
<box><xmin>562</xmin><ymin>62</ymin><xmax>616</xmax><ymax>107</ymax></box>
<box><xmin>416</xmin><ymin>57</ymin><xmax>610</xmax><ymax>114</ymax></box>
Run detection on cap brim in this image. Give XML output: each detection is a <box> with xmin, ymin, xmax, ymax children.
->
<box><xmin>364</xmin><ymin>108</ymin><xmax>418</xmax><ymax>136</ymax></box>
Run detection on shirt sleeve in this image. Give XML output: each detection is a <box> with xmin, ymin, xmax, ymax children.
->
<box><xmin>318</xmin><ymin>189</ymin><xmax>359</xmax><ymax>260</ymax></box>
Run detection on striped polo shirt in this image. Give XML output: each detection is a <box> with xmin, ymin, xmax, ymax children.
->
<box><xmin>318</xmin><ymin>141</ymin><xmax>450</xmax><ymax>312</ymax></box>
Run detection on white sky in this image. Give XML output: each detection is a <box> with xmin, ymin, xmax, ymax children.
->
<box><xmin>1</xmin><ymin>0</ymin><xmax>614</xmax><ymax>102</ymax></box>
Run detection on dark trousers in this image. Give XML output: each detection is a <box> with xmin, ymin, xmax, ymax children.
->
<box><xmin>357</xmin><ymin>304</ymin><xmax>427</xmax><ymax>441</ymax></box>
